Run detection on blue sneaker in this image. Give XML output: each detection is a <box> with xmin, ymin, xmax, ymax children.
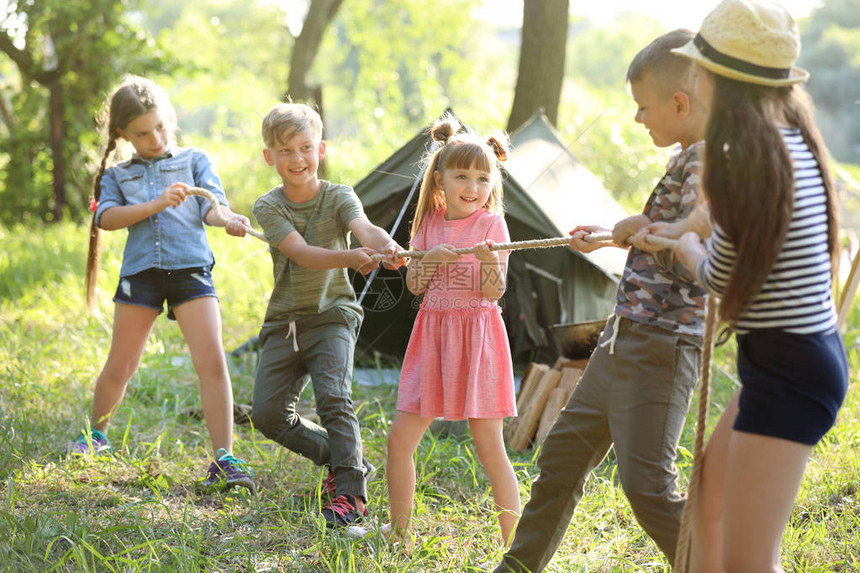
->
<box><xmin>67</xmin><ymin>429</ymin><xmax>112</xmax><ymax>456</ymax></box>
<box><xmin>198</xmin><ymin>449</ymin><xmax>256</xmax><ymax>494</ymax></box>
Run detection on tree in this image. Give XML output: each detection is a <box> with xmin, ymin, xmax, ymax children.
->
<box><xmin>0</xmin><ymin>0</ymin><xmax>166</xmax><ymax>223</ymax></box>
<box><xmin>0</xmin><ymin>5</ymin><xmax>64</xmax><ymax>221</ymax></box>
<box><xmin>286</xmin><ymin>0</ymin><xmax>345</xmax><ymax>104</ymax></box>
<box><xmin>284</xmin><ymin>0</ymin><xmax>345</xmax><ymax>178</ymax></box>
<box><xmin>507</xmin><ymin>0</ymin><xmax>569</xmax><ymax>132</ymax></box>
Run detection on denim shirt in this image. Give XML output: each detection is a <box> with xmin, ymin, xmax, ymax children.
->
<box><xmin>96</xmin><ymin>147</ymin><xmax>229</xmax><ymax>277</ymax></box>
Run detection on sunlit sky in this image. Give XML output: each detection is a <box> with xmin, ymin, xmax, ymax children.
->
<box><xmin>475</xmin><ymin>0</ymin><xmax>824</xmax><ymax>30</ymax></box>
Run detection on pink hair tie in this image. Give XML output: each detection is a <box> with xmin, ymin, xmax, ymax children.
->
<box><xmin>89</xmin><ymin>198</ymin><xmax>99</xmax><ymax>212</ymax></box>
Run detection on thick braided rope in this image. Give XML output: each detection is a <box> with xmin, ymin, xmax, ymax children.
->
<box><xmin>674</xmin><ymin>297</ymin><xmax>717</xmax><ymax>572</ymax></box>
<box><xmin>382</xmin><ymin>223</ymin><xmax>712</xmax><ymax>571</ymax></box>
<box><xmin>584</xmin><ymin>231</ymin><xmax>678</xmax><ymax>250</ymax></box>
<box><xmin>370</xmin><ymin>230</ymin><xmax>677</xmax><ymax>260</ymax></box>
<box><xmin>585</xmin><ymin>230</ymin><xmax>714</xmax><ymax>572</ymax></box>
<box><xmin>183</xmin><ymin>187</ymin><xmax>268</xmax><ymax>242</ymax></box>
<box><xmin>183</xmin><ymin>187</ymin><xmax>678</xmax><ymax>258</ymax></box>
<box><xmin>371</xmin><ymin>236</ymin><xmax>573</xmax><ymax>260</ymax></box>
<box><xmin>584</xmin><ymin>230</ymin><xmax>714</xmax><ymax>571</ymax></box>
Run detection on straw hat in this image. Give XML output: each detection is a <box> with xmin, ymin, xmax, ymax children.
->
<box><xmin>673</xmin><ymin>0</ymin><xmax>809</xmax><ymax>86</ymax></box>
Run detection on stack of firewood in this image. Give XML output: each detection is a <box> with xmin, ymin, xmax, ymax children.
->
<box><xmin>505</xmin><ymin>357</ymin><xmax>588</xmax><ymax>451</ymax></box>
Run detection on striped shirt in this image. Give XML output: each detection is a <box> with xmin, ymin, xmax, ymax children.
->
<box><xmin>698</xmin><ymin>128</ymin><xmax>836</xmax><ymax>334</ymax></box>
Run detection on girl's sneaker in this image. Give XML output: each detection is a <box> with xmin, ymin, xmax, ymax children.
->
<box><xmin>198</xmin><ymin>448</ymin><xmax>256</xmax><ymax>494</ymax></box>
<box><xmin>67</xmin><ymin>429</ymin><xmax>112</xmax><ymax>456</ymax></box>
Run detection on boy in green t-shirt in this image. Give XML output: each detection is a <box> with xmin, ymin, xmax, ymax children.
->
<box><xmin>251</xmin><ymin>103</ymin><xmax>405</xmax><ymax>528</ymax></box>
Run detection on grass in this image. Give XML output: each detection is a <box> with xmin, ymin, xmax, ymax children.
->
<box><xmin>1</xmin><ymin>221</ymin><xmax>858</xmax><ymax>572</ymax></box>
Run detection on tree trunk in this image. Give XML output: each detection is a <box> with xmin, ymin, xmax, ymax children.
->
<box><xmin>49</xmin><ymin>79</ymin><xmax>66</xmax><ymax>221</ymax></box>
<box><xmin>313</xmin><ymin>84</ymin><xmax>326</xmax><ymax>179</ymax></box>
<box><xmin>507</xmin><ymin>0</ymin><xmax>569</xmax><ymax>133</ymax></box>
<box><xmin>285</xmin><ymin>0</ymin><xmax>344</xmax><ymax>103</ymax></box>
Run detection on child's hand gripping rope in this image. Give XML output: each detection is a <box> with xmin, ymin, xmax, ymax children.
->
<box><xmin>579</xmin><ymin>229</ymin><xmax>678</xmax><ymax>251</ymax></box>
<box><xmin>183</xmin><ymin>187</ymin><xmax>268</xmax><ymax>242</ymax></box>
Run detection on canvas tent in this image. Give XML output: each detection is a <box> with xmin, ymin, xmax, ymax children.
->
<box><xmin>350</xmin><ymin>110</ymin><xmax>629</xmax><ymax>365</ymax></box>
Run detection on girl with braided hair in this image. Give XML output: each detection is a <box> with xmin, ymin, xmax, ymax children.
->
<box><xmin>384</xmin><ymin>114</ymin><xmax>520</xmax><ymax>544</ymax></box>
<box><xmin>72</xmin><ymin>75</ymin><xmax>254</xmax><ymax>494</ymax></box>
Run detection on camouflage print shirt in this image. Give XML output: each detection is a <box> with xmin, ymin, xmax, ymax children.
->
<box><xmin>615</xmin><ymin>142</ymin><xmax>707</xmax><ymax>336</ymax></box>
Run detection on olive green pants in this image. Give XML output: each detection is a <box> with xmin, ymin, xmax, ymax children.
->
<box><xmin>496</xmin><ymin>315</ymin><xmax>702</xmax><ymax>572</ymax></box>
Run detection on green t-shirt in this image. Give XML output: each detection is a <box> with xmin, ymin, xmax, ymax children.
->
<box><xmin>252</xmin><ymin>180</ymin><xmax>365</xmax><ymax>328</ymax></box>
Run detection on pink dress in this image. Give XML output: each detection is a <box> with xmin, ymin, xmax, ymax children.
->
<box><xmin>397</xmin><ymin>208</ymin><xmax>517</xmax><ymax>420</ymax></box>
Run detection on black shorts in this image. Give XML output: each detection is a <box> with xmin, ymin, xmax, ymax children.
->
<box><xmin>734</xmin><ymin>328</ymin><xmax>848</xmax><ymax>445</ymax></box>
<box><xmin>113</xmin><ymin>266</ymin><xmax>218</xmax><ymax>320</ymax></box>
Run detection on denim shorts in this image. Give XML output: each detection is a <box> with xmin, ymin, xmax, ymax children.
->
<box><xmin>113</xmin><ymin>266</ymin><xmax>218</xmax><ymax>320</ymax></box>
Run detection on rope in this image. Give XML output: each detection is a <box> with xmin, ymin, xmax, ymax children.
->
<box><xmin>183</xmin><ymin>187</ymin><xmax>268</xmax><ymax>242</ymax></box>
<box><xmin>837</xmin><ymin>245</ymin><xmax>860</xmax><ymax>330</ymax></box>
<box><xmin>376</xmin><ymin>222</ymin><xmax>713</xmax><ymax>571</ymax></box>
<box><xmin>674</xmin><ymin>297</ymin><xmax>717</xmax><ymax>572</ymax></box>
<box><xmin>584</xmin><ymin>231</ymin><xmax>678</xmax><ymax>250</ymax></box>
<box><xmin>371</xmin><ymin>230</ymin><xmax>678</xmax><ymax>261</ymax></box>
<box><xmin>575</xmin><ymin>228</ymin><xmax>714</xmax><ymax>571</ymax></box>
<box><xmin>371</xmin><ymin>236</ymin><xmax>575</xmax><ymax>261</ymax></box>
<box><xmin>411</xmin><ymin>222</ymin><xmax>709</xmax><ymax>572</ymax></box>
<box><xmin>183</xmin><ymin>185</ymin><xmax>680</xmax><ymax>259</ymax></box>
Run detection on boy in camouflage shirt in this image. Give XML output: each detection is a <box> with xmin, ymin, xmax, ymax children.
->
<box><xmin>495</xmin><ymin>29</ymin><xmax>707</xmax><ymax>572</ymax></box>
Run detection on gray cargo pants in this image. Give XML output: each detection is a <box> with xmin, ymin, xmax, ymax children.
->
<box><xmin>496</xmin><ymin>315</ymin><xmax>702</xmax><ymax>572</ymax></box>
<box><xmin>252</xmin><ymin>306</ymin><xmax>368</xmax><ymax>501</ymax></box>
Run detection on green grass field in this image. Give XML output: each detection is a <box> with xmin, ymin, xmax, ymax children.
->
<box><xmin>1</xmin><ymin>222</ymin><xmax>857</xmax><ymax>572</ymax></box>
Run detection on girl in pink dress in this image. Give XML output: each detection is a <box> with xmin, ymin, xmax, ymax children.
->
<box><xmin>384</xmin><ymin>115</ymin><xmax>519</xmax><ymax>545</ymax></box>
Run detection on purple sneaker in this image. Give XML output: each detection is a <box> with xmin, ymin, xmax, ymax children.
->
<box><xmin>198</xmin><ymin>449</ymin><xmax>255</xmax><ymax>494</ymax></box>
<box><xmin>67</xmin><ymin>429</ymin><xmax>112</xmax><ymax>456</ymax></box>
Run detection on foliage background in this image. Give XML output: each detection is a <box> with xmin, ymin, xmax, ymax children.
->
<box><xmin>2</xmin><ymin>0</ymin><xmax>857</xmax><ymax>224</ymax></box>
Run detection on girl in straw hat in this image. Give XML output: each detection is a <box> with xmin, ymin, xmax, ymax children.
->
<box><xmin>672</xmin><ymin>1</ymin><xmax>848</xmax><ymax>571</ymax></box>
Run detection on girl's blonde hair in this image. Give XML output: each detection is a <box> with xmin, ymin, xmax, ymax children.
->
<box><xmin>410</xmin><ymin>114</ymin><xmax>509</xmax><ymax>242</ymax></box>
<box><xmin>85</xmin><ymin>75</ymin><xmax>176</xmax><ymax>312</ymax></box>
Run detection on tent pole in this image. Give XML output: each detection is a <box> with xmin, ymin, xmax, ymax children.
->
<box><xmin>357</xmin><ymin>141</ymin><xmax>437</xmax><ymax>305</ymax></box>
